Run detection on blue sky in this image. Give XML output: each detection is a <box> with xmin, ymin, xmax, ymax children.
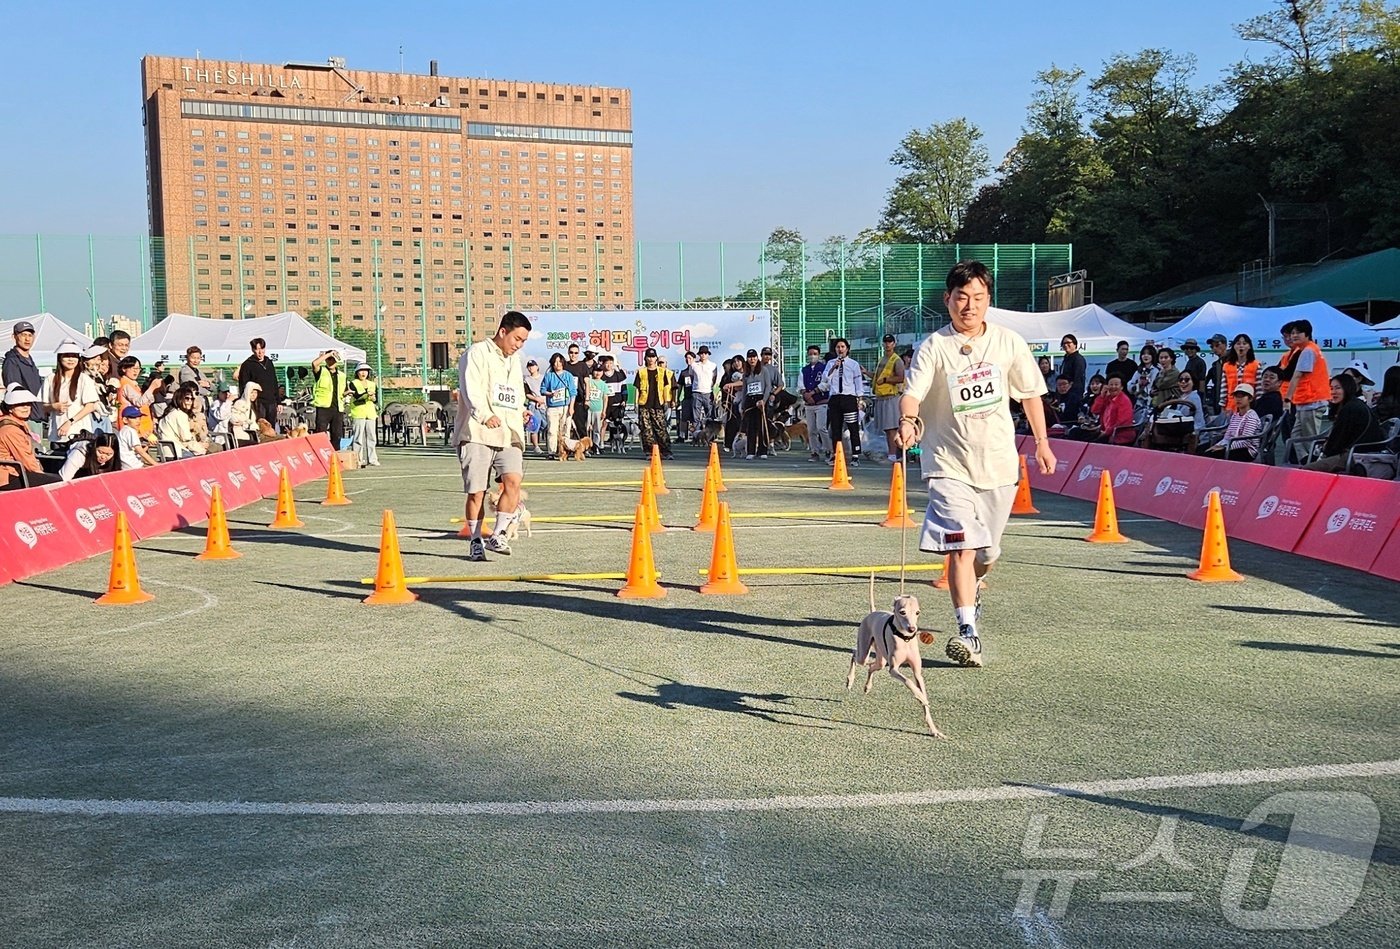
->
<box><xmin>0</xmin><ymin>0</ymin><xmax>1272</xmax><ymax>243</ymax></box>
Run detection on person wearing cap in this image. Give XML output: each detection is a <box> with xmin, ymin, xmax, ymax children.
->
<box><xmin>310</xmin><ymin>349</ymin><xmax>348</xmax><ymax>448</ymax></box>
<box><xmin>689</xmin><ymin>345</ymin><xmax>719</xmax><ymax>440</ymax></box>
<box><xmin>1342</xmin><ymin>360</ymin><xmax>1375</xmax><ymax>401</ymax></box>
<box><xmin>632</xmin><ymin>347</ymin><xmax>675</xmax><ymax>459</ymax></box>
<box><xmin>114</xmin><ymin>404</ymin><xmax>158</xmax><ymax>468</ymax></box>
<box><xmin>3</xmin><ymin>321</ymin><xmax>45</xmax><ymax>425</ymax></box>
<box><xmin>1203</xmin><ymin>333</ymin><xmax>1230</xmax><ymax>414</ymax></box>
<box><xmin>737</xmin><ymin>349</ymin><xmax>774</xmax><ymax>458</ymax></box>
<box><xmin>523</xmin><ymin>359</ymin><xmax>546</xmax><ymax>454</ymax></box>
<box><xmin>45</xmin><ymin>340</ymin><xmax>101</xmax><ymax>450</ymax></box>
<box><xmin>873</xmin><ymin>333</ymin><xmax>907</xmax><ymax>463</ymax></box>
<box><xmin>347</xmin><ymin>363</ymin><xmax>381</xmax><ymax>467</ymax></box>
<box><xmin>80</xmin><ymin>344</ymin><xmax>116</xmax><ymax>433</ymax></box>
<box><xmin>0</xmin><ymin>385</ymin><xmax>61</xmax><ymax>489</ymax></box>
<box><xmin>1177</xmin><ymin>338</ymin><xmax>1206</xmax><ymax>390</ymax></box>
<box><xmin>1203</xmin><ymin>383</ymin><xmax>1264</xmax><ymax>462</ymax></box>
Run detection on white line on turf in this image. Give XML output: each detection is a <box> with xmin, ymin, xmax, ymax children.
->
<box><xmin>100</xmin><ymin>580</ymin><xmax>220</xmax><ymax>636</ymax></box>
<box><xmin>1</xmin><ymin>759</ymin><xmax>1395</xmax><ymax>818</ymax></box>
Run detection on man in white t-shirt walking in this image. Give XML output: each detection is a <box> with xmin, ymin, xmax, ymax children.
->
<box><xmin>453</xmin><ymin>311</ymin><xmax>532</xmax><ymax>561</ymax></box>
<box><xmin>897</xmin><ymin>261</ymin><xmax>1056</xmax><ymax>667</ymax></box>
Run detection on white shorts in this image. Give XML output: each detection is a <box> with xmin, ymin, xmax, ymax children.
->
<box><xmin>918</xmin><ymin>477</ymin><xmax>1017</xmax><ymax>567</ymax></box>
<box><xmin>458</xmin><ymin>442</ymin><xmax>524</xmax><ymax>494</ymax></box>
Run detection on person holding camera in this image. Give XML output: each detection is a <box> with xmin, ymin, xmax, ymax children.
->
<box><xmin>310</xmin><ymin>350</ymin><xmax>348</xmax><ymax>448</ymax></box>
<box><xmin>348</xmin><ymin>363</ymin><xmax>380</xmax><ymax>467</ymax></box>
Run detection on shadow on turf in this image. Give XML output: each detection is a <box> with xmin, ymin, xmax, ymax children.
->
<box><xmin>617</xmin><ymin>676</ymin><xmax>934</xmax><ymax>737</ymax></box>
<box><xmin>1237</xmin><ymin>640</ymin><xmax>1400</xmax><ymax>660</ymax></box>
<box><xmin>1217</xmin><ymin>605</ymin><xmax>1394</xmax><ymax>629</ymax></box>
<box><xmin>1002</xmin><ymin>783</ymin><xmax>1400</xmax><ymax>868</ymax></box>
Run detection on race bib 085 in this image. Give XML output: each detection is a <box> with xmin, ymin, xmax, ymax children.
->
<box><xmin>494</xmin><ymin>383</ymin><xmax>519</xmax><ymax>411</ymax></box>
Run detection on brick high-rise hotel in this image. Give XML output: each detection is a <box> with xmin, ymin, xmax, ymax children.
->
<box><xmin>142</xmin><ymin>55</ymin><xmax>633</xmax><ymax>376</ymax></box>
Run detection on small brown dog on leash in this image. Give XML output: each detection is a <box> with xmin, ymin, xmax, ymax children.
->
<box><xmin>558</xmin><ymin>435</ymin><xmax>593</xmax><ymax>461</ymax></box>
<box><xmin>785</xmin><ymin>419</ymin><xmax>809</xmax><ymax>448</ymax></box>
<box><xmin>846</xmin><ymin>576</ymin><xmax>945</xmax><ymax>738</ymax></box>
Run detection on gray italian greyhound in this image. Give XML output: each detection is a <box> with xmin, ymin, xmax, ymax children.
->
<box><xmin>845</xmin><ymin>576</ymin><xmax>946</xmax><ymax>738</ymax></box>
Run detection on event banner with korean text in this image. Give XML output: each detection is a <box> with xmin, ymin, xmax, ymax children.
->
<box><xmin>519</xmin><ymin>309</ymin><xmax>774</xmax><ymax>372</ymax></box>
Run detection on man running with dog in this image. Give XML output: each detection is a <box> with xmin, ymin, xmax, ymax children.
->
<box><xmin>454</xmin><ymin>311</ymin><xmax>532</xmax><ymax>562</ymax></box>
<box><xmin>897</xmin><ymin>261</ymin><xmax>1056</xmax><ymax>667</ymax></box>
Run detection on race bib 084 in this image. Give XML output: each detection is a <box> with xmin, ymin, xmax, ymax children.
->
<box><xmin>948</xmin><ymin>363</ymin><xmax>1002</xmax><ymax>417</ymax></box>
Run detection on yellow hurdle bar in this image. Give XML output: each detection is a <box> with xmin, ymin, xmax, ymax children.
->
<box><xmin>451</xmin><ymin>509</ymin><xmax>914</xmax><ymax>524</ymax></box>
<box><xmin>357</xmin><ymin>563</ymin><xmax>942</xmax><ymax>585</ymax></box>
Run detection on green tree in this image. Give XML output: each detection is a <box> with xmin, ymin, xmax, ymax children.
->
<box><xmin>303</xmin><ymin>306</ymin><xmax>390</xmax><ymax>372</ymax></box>
<box><xmin>877</xmin><ymin>119</ymin><xmax>990</xmax><ymax>243</ymax></box>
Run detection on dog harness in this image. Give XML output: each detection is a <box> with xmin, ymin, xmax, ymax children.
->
<box><xmin>881</xmin><ymin>616</ymin><xmax>917</xmax><ymax>646</ymax></box>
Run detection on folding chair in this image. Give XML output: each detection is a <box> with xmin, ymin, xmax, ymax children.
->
<box><xmin>1346</xmin><ymin>418</ymin><xmax>1400</xmax><ymax>479</ymax></box>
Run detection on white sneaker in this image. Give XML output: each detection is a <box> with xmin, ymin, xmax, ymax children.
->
<box><xmin>946</xmin><ymin>626</ymin><xmax>983</xmax><ymax>668</ymax></box>
<box><xmin>484</xmin><ymin>534</ymin><xmax>512</xmax><ymax>556</ymax></box>
<box><xmin>759</xmin><ymin>453</ymin><xmax>769</xmax><ymax>459</ymax></box>
<box><xmin>745</xmin><ymin>454</ymin><xmax>755</xmax><ymax>460</ymax></box>
<box><xmin>467</xmin><ymin>538</ymin><xmax>487</xmax><ymax>562</ymax></box>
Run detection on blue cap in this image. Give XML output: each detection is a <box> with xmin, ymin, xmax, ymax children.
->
<box><xmin>121</xmin><ymin>406</ymin><xmax>143</xmax><ymax>419</ymax></box>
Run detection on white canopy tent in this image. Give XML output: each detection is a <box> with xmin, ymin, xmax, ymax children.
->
<box><xmin>128</xmin><ymin>312</ymin><xmax>366</xmax><ymax>367</ymax></box>
<box><xmin>1368</xmin><ymin>313</ymin><xmax>1400</xmax><ymax>331</ymax></box>
<box><xmin>1</xmin><ymin>313</ymin><xmax>93</xmax><ymax>369</ymax></box>
<box><xmin>986</xmin><ymin>304</ymin><xmax>1155</xmax><ymax>355</ymax></box>
<box><xmin>1158</xmin><ymin>301</ymin><xmax>1377</xmax><ymax>352</ymax></box>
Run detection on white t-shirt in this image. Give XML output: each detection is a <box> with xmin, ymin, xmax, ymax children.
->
<box><xmin>48</xmin><ymin>372</ymin><xmax>101</xmax><ymax>442</ymax></box>
<box><xmin>690</xmin><ymin>359</ymin><xmax>719</xmax><ymax>394</ymax></box>
<box><xmin>117</xmin><ymin>425</ymin><xmax>145</xmax><ymax>470</ymax></box>
<box><xmin>903</xmin><ymin>321</ymin><xmax>1046</xmax><ymax>489</ymax></box>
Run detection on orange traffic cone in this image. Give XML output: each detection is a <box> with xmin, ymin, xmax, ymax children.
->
<box><xmin>641</xmin><ymin>466</ymin><xmax>664</xmax><ymax>534</ymax></box>
<box><xmin>364</xmin><ymin>509</ymin><xmax>418</xmax><ymax>605</ymax></box>
<box><xmin>1188</xmin><ymin>490</ymin><xmax>1244</xmax><ymax>582</ymax></box>
<box><xmin>1011</xmin><ymin>455</ymin><xmax>1039</xmax><ymax>515</ymax></box>
<box><xmin>618</xmin><ymin>503</ymin><xmax>665</xmax><ymax>599</ymax></box>
<box><xmin>880</xmin><ymin>461</ymin><xmax>917</xmax><ymax>528</ymax></box>
<box><xmin>932</xmin><ymin>554</ymin><xmax>950</xmax><ymax>590</ymax></box>
<box><xmin>694</xmin><ymin>464</ymin><xmax>719</xmax><ymax>532</ymax></box>
<box><xmin>196</xmin><ymin>484</ymin><xmax>241</xmax><ymax>561</ymax></box>
<box><xmin>700</xmin><ymin>502</ymin><xmax>749</xmax><ymax>595</ymax></box>
<box><xmin>1086</xmin><ymin>469</ymin><xmax>1127</xmax><ymax>543</ymax></box>
<box><xmin>95</xmin><ymin>512</ymin><xmax>155</xmax><ymax>605</ymax></box>
<box><xmin>829</xmin><ymin>442</ymin><xmax>854</xmax><ymax>490</ymax></box>
<box><xmin>708</xmin><ymin>442</ymin><xmax>728</xmax><ymax>492</ymax></box>
<box><xmin>269</xmin><ymin>467</ymin><xmax>304</xmax><ymax>529</ymax></box>
<box><xmin>650</xmin><ymin>444</ymin><xmax>670</xmax><ymax>495</ymax></box>
<box><xmin>323</xmin><ymin>451</ymin><xmax>351</xmax><ymax>506</ymax></box>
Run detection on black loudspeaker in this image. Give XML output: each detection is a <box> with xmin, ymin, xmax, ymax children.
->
<box><xmin>430</xmin><ymin>341</ymin><xmax>450</xmax><ymax>371</ymax></box>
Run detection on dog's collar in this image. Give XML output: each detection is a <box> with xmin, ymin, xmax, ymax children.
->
<box><xmin>884</xmin><ymin>616</ymin><xmax>917</xmax><ymax>642</ymax></box>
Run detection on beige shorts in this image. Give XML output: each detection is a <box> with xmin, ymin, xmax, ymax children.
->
<box><xmin>458</xmin><ymin>442</ymin><xmax>524</xmax><ymax>494</ymax></box>
<box><xmin>918</xmin><ymin>477</ymin><xmax>1017</xmax><ymax>567</ymax></box>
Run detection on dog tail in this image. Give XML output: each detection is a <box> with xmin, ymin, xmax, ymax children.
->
<box><xmin>869</xmin><ymin>571</ymin><xmax>876</xmax><ymax>615</ymax></box>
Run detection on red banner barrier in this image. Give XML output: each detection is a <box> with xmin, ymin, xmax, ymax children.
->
<box><xmin>0</xmin><ymin>488</ymin><xmax>80</xmax><ymax>582</ymax></box>
<box><xmin>1292</xmin><ymin>477</ymin><xmax>1400</xmax><ymax>572</ymax></box>
<box><xmin>1086</xmin><ymin>449</ymin><xmax>1204</xmax><ymax>523</ymax></box>
<box><xmin>1369</xmin><ymin>521</ymin><xmax>1400</xmax><ymax>583</ymax></box>
<box><xmin>100</xmin><ymin>466</ymin><xmax>205</xmax><ymax>540</ymax></box>
<box><xmin>1232</xmin><ymin>467</ymin><xmax>1337</xmax><ymax>553</ymax></box>
<box><xmin>1029</xmin><ymin>438</ymin><xmax>1090</xmax><ymax>494</ymax></box>
<box><xmin>308</xmin><ymin>432</ymin><xmax>335</xmax><ymax>471</ymax></box>
<box><xmin>234</xmin><ymin>442</ymin><xmax>286</xmax><ymax>498</ymax></box>
<box><xmin>1060</xmin><ymin>443</ymin><xmax>1121</xmax><ymax>501</ymax></box>
<box><xmin>1175</xmin><ymin>459</ymin><xmax>1264</xmax><ymax>533</ymax></box>
<box><xmin>40</xmin><ymin>477</ymin><xmax>126</xmax><ymax>564</ymax></box>
<box><xmin>183</xmin><ymin>452</ymin><xmax>262</xmax><ymax>510</ymax></box>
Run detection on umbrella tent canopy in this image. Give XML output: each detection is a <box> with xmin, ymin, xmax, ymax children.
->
<box><xmin>128</xmin><ymin>312</ymin><xmax>366</xmax><ymax>366</ymax></box>
<box><xmin>1157</xmin><ymin>301</ymin><xmax>1377</xmax><ymax>352</ymax></box>
<box><xmin>0</xmin><ymin>313</ymin><xmax>93</xmax><ymax>369</ymax></box>
<box><xmin>985</xmin><ymin>304</ymin><xmax>1155</xmax><ymax>355</ymax></box>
